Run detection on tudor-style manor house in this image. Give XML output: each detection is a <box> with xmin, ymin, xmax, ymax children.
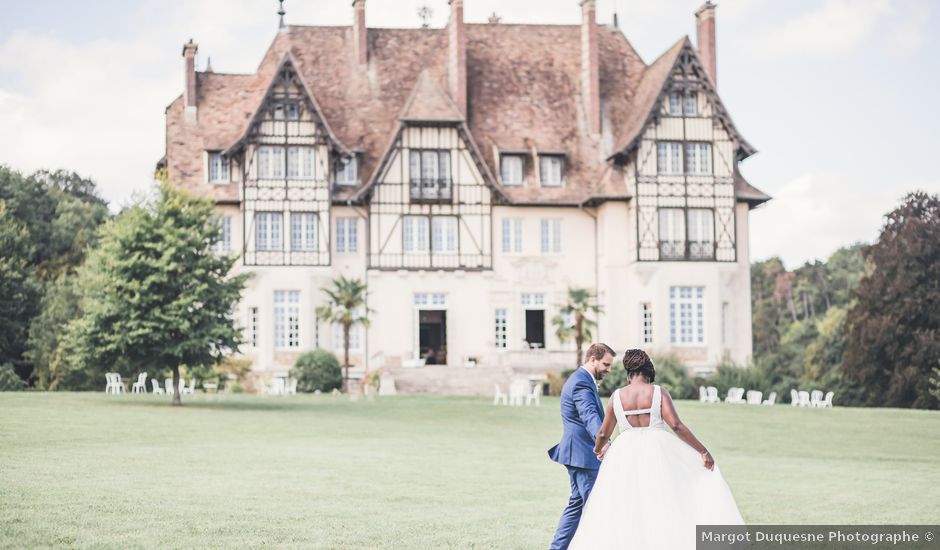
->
<box><xmin>160</xmin><ymin>0</ymin><xmax>769</xmax><ymax>379</ymax></box>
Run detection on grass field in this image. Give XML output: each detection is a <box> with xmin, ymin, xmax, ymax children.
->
<box><xmin>1</xmin><ymin>392</ymin><xmax>938</xmax><ymax>549</ymax></box>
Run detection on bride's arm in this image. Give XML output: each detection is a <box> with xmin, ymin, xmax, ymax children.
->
<box><xmin>661</xmin><ymin>388</ymin><xmax>715</xmax><ymax>470</ymax></box>
<box><xmin>593</xmin><ymin>399</ymin><xmax>617</xmax><ymax>457</ymax></box>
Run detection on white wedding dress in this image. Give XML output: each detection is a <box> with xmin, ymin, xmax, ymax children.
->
<box><xmin>569</xmin><ymin>384</ymin><xmax>744</xmax><ymax>549</ymax></box>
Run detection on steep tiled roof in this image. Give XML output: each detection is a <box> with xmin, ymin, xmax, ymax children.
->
<box><xmin>163</xmin><ymin>21</ymin><xmax>766</xmax><ymax>205</ymax></box>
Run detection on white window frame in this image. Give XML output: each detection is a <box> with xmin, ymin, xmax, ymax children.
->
<box><xmin>685</xmin><ymin>142</ymin><xmax>712</xmax><ymax>175</ymax></box>
<box><xmin>641</xmin><ymin>302</ymin><xmax>653</xmax><ymax>344</ymax></box>
<box><xmin>333</xmin><ymin>322</ymin><xmax>362</xmax><ymax>352</ymax></box>
<box><xmin>274</xmin><ymin>290</ymin><xmax>301</xmax><ymax>350</ymax></box>
<box><xmin>657</xmin><ymin>142</ymin><xmax>683</xmax><ymax>175</ymax></box>
<box><xmin>684</xmin><ymin>92</ymin><xmax>698</xmax><ymax>116</ymax></box>
<box><xmin>290</xmin><ymin>212</ymin><xmax>318</xmax><ymax>251</ymax></box>
<box><xmin>255</xmin><ymin>212</ymin><xmax>283</xmax><ymax>251</ymax></box>
<box><xmin>540</xmin><ymin>219</ymin><xmax>562</xmax><ymax>254</ymax></box>
<box><xmin>336</xmin><ymin>217</ymin><xmax>358</xmax><ymax>254</ymax></box>
<box><xmin>659</xmin><ymin>208</ymin><xmax>686</xmax><ymax>244</ymax></box>
<box><xmin>257</xmin><ymin>146</ymin><xmax>285</xmax><ymax>179</ymax></box>
<box><xmin>287</xmin><ymin>146</ymin><xmax>316</xmax><ymax>180</ymax></box>
<box><xmin>431</xmin><ymin>216</ymin><xmax>458</xmax><ymax>255</ymax></box>
<box><xmin>521</xmin><ymin>293</ymin><xmax>545</xmax><ymax>308</ymax></box>
<box><xmin>402</xmin><ymin>216</ymin><xmax>429</xmax><ymax>253</ymax></box>
<box><xmin>212</xmin><ymin>216</ymin><xmax>232</xmax><ymax>254</ymax></box>
<box><xmin>334</xmin><ymin>156</ymin><xmax>358</xmax><ymax>186</ymax></box>
<box><xmin>669</xmin><ymin>286</ymin><xmax>705</xmax><ymax>345</ymax></box>
<box><xmin>687</xmin><ymin>208</ymin><xmax>715</xmax><ymax>247</ymax></box>
<box><xmin>414</xmin><ymin>293</ymin><xmax>447</xmax><ymax>307</ymax></box>
<box><xmin>501</xmin><ymin>218</ymin><xmax>523</xmax><ymax>254</ymax></box>
<box><xmin>500</xmin><ymin>155</ymin><xmax>524</xmax><ymax>186</ymax></box>
<box><xmin>207</xmin><ymin>151</ymin><xmax>230</xmax><ymax>184</ymax></box>
<box><xmin>494</xmin><ymin>308</ymin><xmax>508</xmax><ymax>349</ymax></box>
<box><xmin>539</xmin><ymin>155</ymin><xmax>564</xmax><ymax>187</ymax></box>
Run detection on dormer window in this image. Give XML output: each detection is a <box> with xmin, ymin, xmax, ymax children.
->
<box><xmin>539</xmin><ymin>155</ymin><xmax>564</xmax><ymax>187</ymax></box>
<box><xmin>287</xmin><ymin>146</ymin><xmax>315</xmax><ymax>180</ymax></box>
<box><xmin>207</xmin><ymin>151</ymin><xmax>230</xmax><ymax>183</ymax></box>
<box><xmin>668</xmin><ymin>92</ymin><xmax>698</xmax><ymax>116</ymax></box>
<box><xmin>334</xmin><ymin>155</ymin><xmax>358</xmax><ymax>186</ymax></box>
<box><xmin>684</xmin><ymin>92</ymin><xmax>698</xmax><ymax>116</ymax></box>
<box><xmin>409</xmin><ymin>149</ymin><xmax>452</xmax><ymax>202</ymax></box>
<box><xmin>500</xmin><ymin>154</ymin><xmax>524</xmax><ymax>186</ymax></box>
<box><xmin>668</xmin><ymin>92</ymin><xmax>682</xmax><ymax>116</ymax></box>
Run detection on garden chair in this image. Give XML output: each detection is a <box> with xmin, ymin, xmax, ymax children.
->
<box><xmin>112</xmin><ymin>373</ymin><xmax>125</xmax><ymax>394</ymax></box>
<box><xmin>746</xmin><ymin>390</ymin><xmax>762</xmax><ymax>405</ymax></box>
<box><xmin>699</xmin><ymin>386</ymin><xmax>707</xmax><ymax>402</ymax></box>
<box><xmin>706</xmin><ymin>386</ymin><xmax>719</xmax><ymax>403</ymax></box>
<box><xmin>288</xmin><ymin>378</ymin><xmax>298</xmax><ymax>395</ymax></box>
<box><xmin>798</xmin><ymin>390</ymin><xmax>811</xmax><ymax>407</ymax></box>
<box><xmin>508</xmin><ymin>379</ymin><xmax>528</xmax><ymax>406</ymax></box>
<box><xmin>151</xmin><ymin>379</ymin><xmax>164</xmax><ymax>394</ymax></box>
<box><xmin>790</xmin><ymin>389</ymin><xmax>800</xmax><ymax>406</ymax></box>
<box><xmin>165</xmin><ymin>378</ymin><xmax>175</xmax><ymax>395</ymax></box>
<box><xmin>131</xmin><ymin>372</ymin><xmax>148</xmax><ymax>394</ymax></box>
<box><xmin>182</xmin><ymin>378</ymin><xmax>195</xmax><ymax>395</ymax></box>
<box><xmin>493</xmin><ymin>384</ymin><xmax>508</xmax><ymax>406</ymax></box>
<box><xmin>525</xmin><ymin>383</ymin><xmax>541</xmax><ymax>407</ymax></box>
<box><xmin>104</xmin><ymin>373</ymin><xmax>115</xmax><ymax>394</ymax></box>
<box><xmin>762</xmin><ymin>391</ymin><xmax>776</xmax><ymax>405</ymax></box>
<box><xmin>820</xmin><ymin>391</ymin><xmax>834</xmax><ymax>408</ymax></box>
<box><xmin>810</xmin><ymin>390</ymin><xmax>823</xmax><ymax>407</ymax></box>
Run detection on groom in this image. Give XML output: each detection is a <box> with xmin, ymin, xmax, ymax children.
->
<box><xmin>547</xmin><ymin>343</ymin><xmax>614</xmax><ymax>550</ymax></box>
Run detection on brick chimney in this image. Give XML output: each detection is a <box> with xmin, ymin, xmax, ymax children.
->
<box><xmin>580</xmin><ymin>0</ymin><xmax>600</xmax><ymax>135</ymax></box>
<box><xmin>182</xmin><ymin>39</ymin><xmax>198</xmax><ymax>123</ymax></box>
<box><xmin>695</xmin><ymin>1</ymin><xmax>717</xmax><ymax>86</ymax></box>
<box><xmin>448</xmin><ymin>0</ymin><xmax>467</xmax><ymax>117</ymax></box>
<box><xmin>352</xmin><ymin>0</ymin><xmax>367</xmax><ymax>66</ymax></box>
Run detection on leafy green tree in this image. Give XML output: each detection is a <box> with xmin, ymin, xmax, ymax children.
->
<box><xmin>0</xmin><ymin>201</ymin><xmax>40</xmax><ymax>377</ymax></box>
<box><xmin>24</xmin><ymin>275</ymin><xmax>82</xmax><ymax>389</ymax></box>
<box><xmin>0</xmin><ymin>362</ymin><xmax>26</xmax><ymax>391</ymax></box>
<box><xmin>63</xmin><ymin>183</ymin><xmax>249</xmax><ymax>405</ymax></box>
<box><xmin>316</xmin><ymin>277</ymin><xmax>370</xmax><ymax>392</ymax></box>
<box><xmin>844</xmin><ymin>192</ymin><xmax>940</xmax><ymax>409</ymax></box>
<box><xmin>551</xmin><ymin>287</ymin><xmax>602</xmax><ymax>370</ymax></box>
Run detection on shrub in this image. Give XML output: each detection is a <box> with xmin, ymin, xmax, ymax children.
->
<box><xmin>291</xmin><ymin>349</ymin><xmax>342</xmax><ymax>393</ymax></box>
<box><xmin>0</xmin><ymin>362</ymin><xmax>26</xmax><ymax>391</ymax></box>
<box><xmin>546</xmin><ymin>369</ymin><xmax>576</xmax><ymax>396</ymax></box>
<box><xmin>600</xmin><ymin>353</ymin><xmax>696</xmax><ymax>399</ymax></box>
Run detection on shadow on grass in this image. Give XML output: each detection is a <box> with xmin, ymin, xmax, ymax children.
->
<box><xmin>91</xmin><ymin>394</ymin><xmax>344</xmax><ymax>412</ymax></box>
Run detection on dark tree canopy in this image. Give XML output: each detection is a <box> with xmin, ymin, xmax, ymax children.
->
<box><xmin>843</xmin><ymin>192</ymin><xmax>940</xmax><ymax>409</ymax></box>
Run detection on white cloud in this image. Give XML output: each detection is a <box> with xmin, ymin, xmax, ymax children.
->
<box><xmin>746</xmin><ymin>0</ymin><xmax>890</xmax><ymax>58</ymax></box>
<box><xmin>750</xmin><ymin>172</ymin><xmax>940</xmax><ymax>268</ymax></box>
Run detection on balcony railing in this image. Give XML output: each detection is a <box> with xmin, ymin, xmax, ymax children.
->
<box><xmin>659</xmin><ymin>240</ymin><xmax>716</xmax><ymax>261</ymax></box>
<box><xmin>409</xmin><ymin>178</ymin><xmax>453</xmax><ymax>203</ymax></box>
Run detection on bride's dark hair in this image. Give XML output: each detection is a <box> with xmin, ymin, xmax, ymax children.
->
<box><xmin>622</xmin><ymin>349</ymin><xmax>655</xmax><ymax>383</ymax></box>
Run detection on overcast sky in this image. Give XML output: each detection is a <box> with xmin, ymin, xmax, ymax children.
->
<box><xmin>1</xmin><ymin>0</ymin><xmax>937</xmax><ymax>268</ymax></box>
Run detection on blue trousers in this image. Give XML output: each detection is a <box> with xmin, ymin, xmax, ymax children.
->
<box><xmin>549</xmin><ymin>465</ymin><xmax>598</xmax><ymax>550</ymax></box>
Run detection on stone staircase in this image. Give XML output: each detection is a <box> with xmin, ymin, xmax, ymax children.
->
<box><xmin>385</xmin><ymin>364</ymin><xmax>559</xmax><ymax>396</ymax></box>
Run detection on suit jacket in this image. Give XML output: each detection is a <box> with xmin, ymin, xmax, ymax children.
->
<box><xmin>547</xmin><ymin>367</ymin><xmax>605</xmax><ymax>470</ymax></box>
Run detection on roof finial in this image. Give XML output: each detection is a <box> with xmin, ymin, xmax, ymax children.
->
<box><xmin>417</xmin><ymin>3</ymin><xmax>433</xmax><ymax>28</ymax></box>
<box><xmin>278</xmin><ymin>0</ymin><xmax>286</xmax><ymax>30</ymax></box>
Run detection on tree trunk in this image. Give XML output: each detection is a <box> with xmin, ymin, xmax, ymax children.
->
<box><xmin>171</xmin><ymin>365</ymin><xmax>182</xmax><ymax>406</ymax></box>
<box><xmin>343</xmin><ymin>323</ymin><xmax>351</xmax><ymax>393</ymax></box>
<box><xmin>575</xmin><ymin>315</ymin><xmax>584</xmax><ymax>369</ymax></box>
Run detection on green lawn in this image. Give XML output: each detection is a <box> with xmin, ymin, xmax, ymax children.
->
<box><xmin>1</xmin><ymin>393</ymin><xmax>938</xmax><ymax>549</ymax></box>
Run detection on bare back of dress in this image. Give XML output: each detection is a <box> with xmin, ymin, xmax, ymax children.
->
<box><xmin>612</xmin><ymin>385</ymin><xmax>666</xmax><ymax>432</ymax></box>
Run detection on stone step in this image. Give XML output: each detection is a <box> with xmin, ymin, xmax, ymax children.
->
<box><xmin>384</xmin><ymin>364</ymin><xmax>558</xmax><ymax>396</ymax></box>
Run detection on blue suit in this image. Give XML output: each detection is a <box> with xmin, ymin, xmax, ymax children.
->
<box><xmin>547</xmin><ymin>367</ymin><xmax>605</xmax><ymax>550</ymax></box>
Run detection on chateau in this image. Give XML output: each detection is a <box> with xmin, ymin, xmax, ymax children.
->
<box><xmin>159</xmin><ymin>0</ymin><xmax>769</xmax><ymax>382</ymax></box>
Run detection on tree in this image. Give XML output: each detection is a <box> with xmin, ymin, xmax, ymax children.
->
<box><xmin>0</xmin><ymin>201</ymin><xmax>40</xmax><ymax>374</ymax></box>
<box><xmin>24</xmin><ymin>275</ymin><xmax>82</xmax><ymax>389</ymax></box>
<box><xmin>316</xmin><ymin>276</ymin><xmax>370</xmax><ymax>392</ymax></box>
<box><xmin>844</xmin><ymin>192</ymin><xmax>940</xmax><ymax>409</ymax></box>
<box><xmin>551</xmin><ymin>287</ymin><xmax>602</xmax><ymax>369</ymax></box>
<box><xmin>63</xmin><ymin>183</ymin><xmax>249</xmax><ymax>405</ymax></box>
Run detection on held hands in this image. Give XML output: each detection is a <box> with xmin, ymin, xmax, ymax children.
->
<box><xmin>701</xmin><ymin>450</ymin><xmax>715</xmax><ymax>471</ymax></box>
<box><xmin>595</xmin><ymin>442</ymin><xmax>610</xmax><ymax>462</ymax></box>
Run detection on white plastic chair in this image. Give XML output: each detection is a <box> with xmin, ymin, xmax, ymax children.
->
<box><xmin>165</xmin><ymin>378</ymin><xmax>175</xmax><ymax>395</ymax></box>
<box><xmin>508</xmin><ymin>379</ymin><xmax>528</xmax><ymax>406</ymax></box>
<box><xmin>746</xmin><ymin>390</ymin><xmax>763</xmax><ymax>405</ymax></box>
<box><xmin>810</xmin><ymin>390</ymin><xmax>824</xmax><ymax>407</ymax></box>
<box><xmin>525</xmin><ymin>383</ymin><xmax>541</xmax><ymax>407</ymax></box>
<box><xmin>821</xmin><ymin>391</ymin><xmax>834</xmax><ymax>408</ymax></box>
<box><xmin>762</xmin><ymin>391</ymin><xmax>776</xmax><ymax>405</ymax></box>
<box><xmin>699</xmin><ymin>386</ymin><xmax>707</xmax><ymax>402</ymax></box>
<box><xmin>493</xmin><ymin>384</ymin><xmax>508</xmax><ymax>405</ymax></box>
<box><xmin>181</xmin><ymin>378</ymin><xmax>195</xmax><ymax>395</ymax></box>
<box><xmin>151</xmin><ymin>379</ymin><xmax>164</xmax><ymax>394</ymax></box>
<box><xmin>104</xmin><ymin>373</ymin><xmax>115</xmax><ymax>394</ymax></box>
<box><xmin>112</xmin><ymin>373</ymin><xmax>125</xmax><ymax>394</ymax></box>
<box><xmin>706</xmin><ymin>386</ymin><xmax>719</xmax><ymax>403</ymax></box>
<box><xmin>798</xmin><ymin>390</ymin><xmax>811</xmax><ymax>407</ymax></box>
<box><xmin>790</xmin><ymin>389</ymin><xmax>800</xmax><ymax>406</ymax></box>
<box><xmin>288</xmin><ymin>378</ymin><xmax>298</xmax><ymax>395</ymax></box>
<box><xmin>131</xmin><ymin>372</ymin><xmax>148</xmax><ymax>394</ymax></box>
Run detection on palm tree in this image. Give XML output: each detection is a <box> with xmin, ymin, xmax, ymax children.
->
<box><xmin>552</xmin><ymin>287</ymin><xmax>602</xmax><ymax>369</ymax></box>
<box><xmin>316</xmin><ymin>276</ymin><xmax>370</xmax><ymax>392</ymax></box>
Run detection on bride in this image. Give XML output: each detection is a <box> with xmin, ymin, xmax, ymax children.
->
<box><xmin>568</xmin><ymin>349</ymin><xmax>744</xmax><ymax>549</ymax></box>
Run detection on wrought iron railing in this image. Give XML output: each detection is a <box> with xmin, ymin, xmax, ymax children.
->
<box><xmin>659</xmin><ymin>240</ymin><xmax>716</xmax><ymax>261</ymax></box>
<box><xmin>409</xmin><ymin>178</ymin><xmax>453</xmax><ymax>202</ymax></box>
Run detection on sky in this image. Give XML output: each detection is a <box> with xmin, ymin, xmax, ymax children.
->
<box><xmin>0</xmin><ymin>0</ymin><xmax>938</xmax><ymax>268</ymax></box>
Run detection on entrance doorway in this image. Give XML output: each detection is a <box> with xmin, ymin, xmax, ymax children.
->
<box><xmin>418</xmin><ymin>310</ymin><xmax>447</xmax><ymax>364</ymax></box>
<box><xmin>524</xmin><ymin>309</ymin><xmax>545</xmax><ymax>348</ymax></box>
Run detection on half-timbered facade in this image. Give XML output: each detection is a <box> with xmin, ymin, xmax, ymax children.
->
<box><xmin>160</xmin><ymin>0</ymin><xmax>769</xmax><ymax>379</ymax></box>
